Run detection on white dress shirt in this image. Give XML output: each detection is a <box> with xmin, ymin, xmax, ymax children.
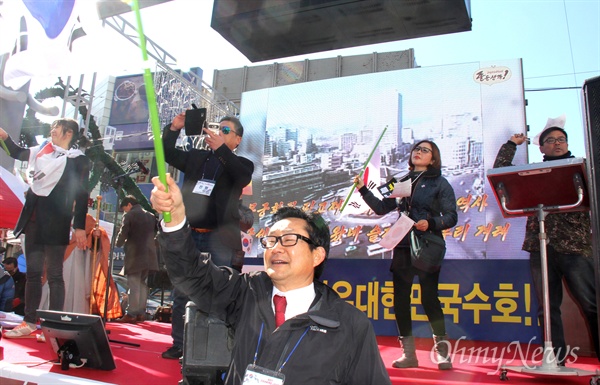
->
<box><xmin>273</xmin><ymin>283</ymin><xmax>315</xmax><ymax>322</ymax></box>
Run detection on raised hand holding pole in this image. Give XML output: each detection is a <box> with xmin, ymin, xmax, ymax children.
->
<box><xmin>340</xmin><ymin>125</ymin><xmax>388</xmax><ymax>213</ymax></box>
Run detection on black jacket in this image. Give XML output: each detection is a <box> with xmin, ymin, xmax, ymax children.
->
<box><xmin>9</xmin><ymin>269</ymin><xmax>26</xmax><ymax>315</ymax></box>
<box><xmin>162</xmin><ymin>127</ymin><xmax>254</xmax><ymax>251</ymax></box>
<box><xmin>359</xmin><ymin>168</ymin><xmax>457</xmax><ymax>269</ymax></box>
<box><xmin>4</xmin><ymin>137</ymin><xmax>89</xmax><ymax>245</ymax></box>
<box><xmin>159</xmin><ymin>224</ymin><xmax>391</xmax><ymax>385</ymax></box>
<box><xmin>116</xmin><ymin>204</ymin><xmax>159</xmax><ymax>275</ymax></box>
<box><xmin>360</xmin><ymin>168</ymin><xmax>457</xmax><ymax>237</ymax></box>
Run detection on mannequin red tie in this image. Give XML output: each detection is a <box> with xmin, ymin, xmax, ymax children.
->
<box><xmin>273</xmin><ymin>294</ymin><xmax>287</xmax><ymax>327</ymax></box>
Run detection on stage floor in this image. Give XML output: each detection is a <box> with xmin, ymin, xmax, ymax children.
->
<box><xmin>1</xmin><ymin>321</ymin><xmax>180</xmax><ymax>385</ymax></box>
<box><xmin>1</xmin><ymin>321</ymin><xmax>598</xmax><ymax>385</ymax></box>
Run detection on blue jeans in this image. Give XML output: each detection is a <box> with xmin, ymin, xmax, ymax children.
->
<box><xmin>529</xmin><ymin>246</ymin><xmax>599</xmax><ymax>362</ymax></box>
<box><xmin>171</xmin><ymin>231</ymin><xmax>235</xmax><ymax>348</ymax></box>
<box><xmin>23</xmin><ymin>225</ymin><xmax>67</xmax><ymax>324</ymax></box>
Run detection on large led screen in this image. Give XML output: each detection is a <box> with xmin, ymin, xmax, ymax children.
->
<box><xmin>237</xmin><ymin>59</ymin><xmax>527</xmax><ymax>260</ymax></box>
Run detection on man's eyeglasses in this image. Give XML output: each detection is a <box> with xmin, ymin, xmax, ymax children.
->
<box><xmin>260</xmin><ymin>233</ymin><xmax>315</xmax><ymax>249</ymax></box>
<box><xmin>221</xmin><ymin>126</ymin><xmax>239</xmax><ymax>135</ymax></box>
<box><xmin>543</xmin><ymin>137</ymin><xmax>567</xmax><ymax>144</ymax></box>
<box><xmin>412</xmin><ymin>146</ymin><xmax>432</xmax><ymax>154</ymax></box>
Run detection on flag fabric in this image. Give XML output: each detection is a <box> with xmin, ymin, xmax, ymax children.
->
<box><xmin>26</xmin><ymin>140</ymin><xmax>84</xmax><ymax>197</ymax></box>
<box><xmin>2</xmin><ymin>0</ymin><xmax>135</xmax><ymax>89</ymax></box>
<box><xmin>68</xmin><ymin>16</ymin><xmax>88</xmax><ymax>51</ymax></box>
<box><xmin>3</xmin><ymin>0</ymin><xmax>76</xmax><ymax>87</ymax></box>
<box><xmin>22</xmin><ymin>0</ymin><xmax>76</xmax><ymax>39</ymax></box>
<box><xmin>40</xmin><ymin>214</ymin><xmax>122</xmax><ymax>318</ymax></box>
<box><xmin>241</xmin><ymin>231</ymin><xmax>253</xmax><ymax>255</ymax></box>
<box><xmin>0</xmin><ymin>166</ymin><xmax>27</xmax><ymax>229</ymax></box>
<box><xmin>90</xmin><ymin>222</ymin><xmax>123</xmax><ymax>320</ymax></box>
<box><xmin>342</xmin><ymin>148</ymin><xmax>381</xmax><ymax>216</ymax></box>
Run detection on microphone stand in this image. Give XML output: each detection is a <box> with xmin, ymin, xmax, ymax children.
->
<box><xmin>103</xmin><ymin>166</ymin><xmax>143</xmax><ymax>348</ymax></box>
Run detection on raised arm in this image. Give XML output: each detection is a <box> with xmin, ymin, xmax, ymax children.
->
<box><xmin>493</xmin><ymin>133</ymin><xmax>527</xmax><ymax>168</ymax></box>
<box><xmin>162</xmin><ymin>112</ymin><xmax>190</xmax><ymax>171</ymax></box>
<box><xmin>353</xmin><ymin>174</ymin><xmax>397</xmax><ymax>215</ymax></box>
<box><xmin>0</xmin><ymin>127</ymin><xmax>30</xmax><ymax>161</ymax></box>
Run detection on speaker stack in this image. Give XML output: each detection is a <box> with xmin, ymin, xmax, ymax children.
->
<box><xmin>181</xmin><ymin>302</ymin><xmax>233</xmax><ymax>385</ymax></box>
<box><xmin>583</xmin><ymin>75</ymin><xmax>600</xmax><ymax>241</ymax></box>
<box><xmin>582</xmin><ymin>75</ymin><xmax>600</xmax><ymax>351</ymax></box>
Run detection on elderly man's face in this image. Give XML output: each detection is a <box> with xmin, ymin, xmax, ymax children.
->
<box><xmin>263</xmin><ymin>217</ymin><xmax>325</xmax><ymax>292</ymax></box>
<box><xmin>219</xmin><ymin>121</ymin><xmax>242</xmax><ymax>152</ymax></box>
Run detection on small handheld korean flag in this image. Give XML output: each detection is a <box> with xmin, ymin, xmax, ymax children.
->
<box><xmin>241</xmin><ymin>231</ymin><xmax>253</xmax><ymax>255</ymax></box>
<box><xmin>342</xmin><ymin>148</ymin><xmax>381</xmax><ymax>215</ymax></box>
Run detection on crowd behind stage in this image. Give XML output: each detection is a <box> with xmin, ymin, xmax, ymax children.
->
<box><xmin>0</xmin><ymin>115</ymin><xmax>598</xmax><ymax>385</ymax></box>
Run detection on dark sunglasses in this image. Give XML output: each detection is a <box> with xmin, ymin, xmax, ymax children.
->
<box><xmin>221</xmin><ymin>126</ymin><xmax>239</xmax><ymax>135</ymax></box>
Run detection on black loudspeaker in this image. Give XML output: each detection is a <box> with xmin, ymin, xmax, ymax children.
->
<box><xmin>583</xmin><ymin>76</ymin><xmax>600</xmax><ymax>263</ymax></box>
<box><xmin>583</xmin><ymin>75</ymin><xmax>600</xmax><ymax>353</ymax></box>
<box><xmin>181</xmin><ymin>302</ymin><xmax>233</xmax><ymax>385</ymax></box>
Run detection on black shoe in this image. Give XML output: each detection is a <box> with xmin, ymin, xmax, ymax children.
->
<box><xmin>162</xmin><ymin>346</ymin><xmax>182</xmax><ymax>359</ymax></box>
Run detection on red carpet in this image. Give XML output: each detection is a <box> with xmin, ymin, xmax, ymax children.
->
<box><xmin>1</xmin><ymin>321</ymin><xmax>598</xmax><ymax>384</ymax></box>
<box><xmin>1</xmin><ymin>321</ymin><xmax>180</xmax><ymax>385</ymax></box>
<box><xmin>380</xmin><ymin>336</ymin><xmax>600</xmax><ymax>384</ymax></box>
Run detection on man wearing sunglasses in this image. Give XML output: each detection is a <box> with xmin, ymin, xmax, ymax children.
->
<box><xmin>494</xmin><ymin>122</ymin><xmax>598</xmax><ymax>366</ymax></box>
<box><xmin>161</xmin><ymin>112</ymin><xmax>254</xmax><ymax>360</ymax></box>
<box><xmin>151</xmin><ymin>175</ymin><xmax>391</xmax><ymax>385</ymax></box>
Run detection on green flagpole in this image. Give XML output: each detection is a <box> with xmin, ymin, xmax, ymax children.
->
<box><xmin>340</xmin><ymin>125</ymin><xmax>388</xmax><ymax>213</ymax></box>
<box><xmin>0</xmin><ymin>139</ymin><xmax>9</xmax><ymax>156</ymax></box>
<box><xmin>129</xmin><ymin>0</ymin><xmax>171</xmax><ymax>222</ymax></box>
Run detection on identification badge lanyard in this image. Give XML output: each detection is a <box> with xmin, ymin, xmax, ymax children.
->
<box><xmin>242</xmin><ymin>323</ymin><xmax>310</xmax><ymax>385</ymax></box>
<box><xmin>192</xmin><ymin>155</ymin><xmax>221</xmax><ymax>196</ymax></box>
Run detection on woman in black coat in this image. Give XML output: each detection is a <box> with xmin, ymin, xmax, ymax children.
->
<box><xmin>0</xmin><ymin>119</ymin><xmax>89</xmax><ymax>337</ymax></box>
<box><xmin>354</xmin><ymin>140</ymin><xmax>457</xmax><ymax>370</ymax></box>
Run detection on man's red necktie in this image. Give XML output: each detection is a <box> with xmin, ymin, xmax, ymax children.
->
<box><xmin>273</xmin><ymin>294</ymin><xmax>287</xmax><ymax>327</ymax></box>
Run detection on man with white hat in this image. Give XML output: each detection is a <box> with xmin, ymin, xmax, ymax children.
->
<box><xmin>493</xmin><ymin>116</ymin><xmax>598</xmax><ymax>365</ymax></box>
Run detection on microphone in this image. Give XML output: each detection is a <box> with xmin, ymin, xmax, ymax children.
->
<box><xmin>136</xmin><ymin>160</ymin><xmax>149</xmax><ymax>175</ymax></box>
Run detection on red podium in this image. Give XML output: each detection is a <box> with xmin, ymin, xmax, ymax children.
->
<box><xmin>487</xmin><ymin>157</ymin><xmax>599</xmax><ymax>383</ymax></box>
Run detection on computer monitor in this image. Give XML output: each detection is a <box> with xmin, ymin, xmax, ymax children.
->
<box><xmin>37</xmin><ymin>310</ymin><xmax>116</xmax><ymax>371</ymax></box>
